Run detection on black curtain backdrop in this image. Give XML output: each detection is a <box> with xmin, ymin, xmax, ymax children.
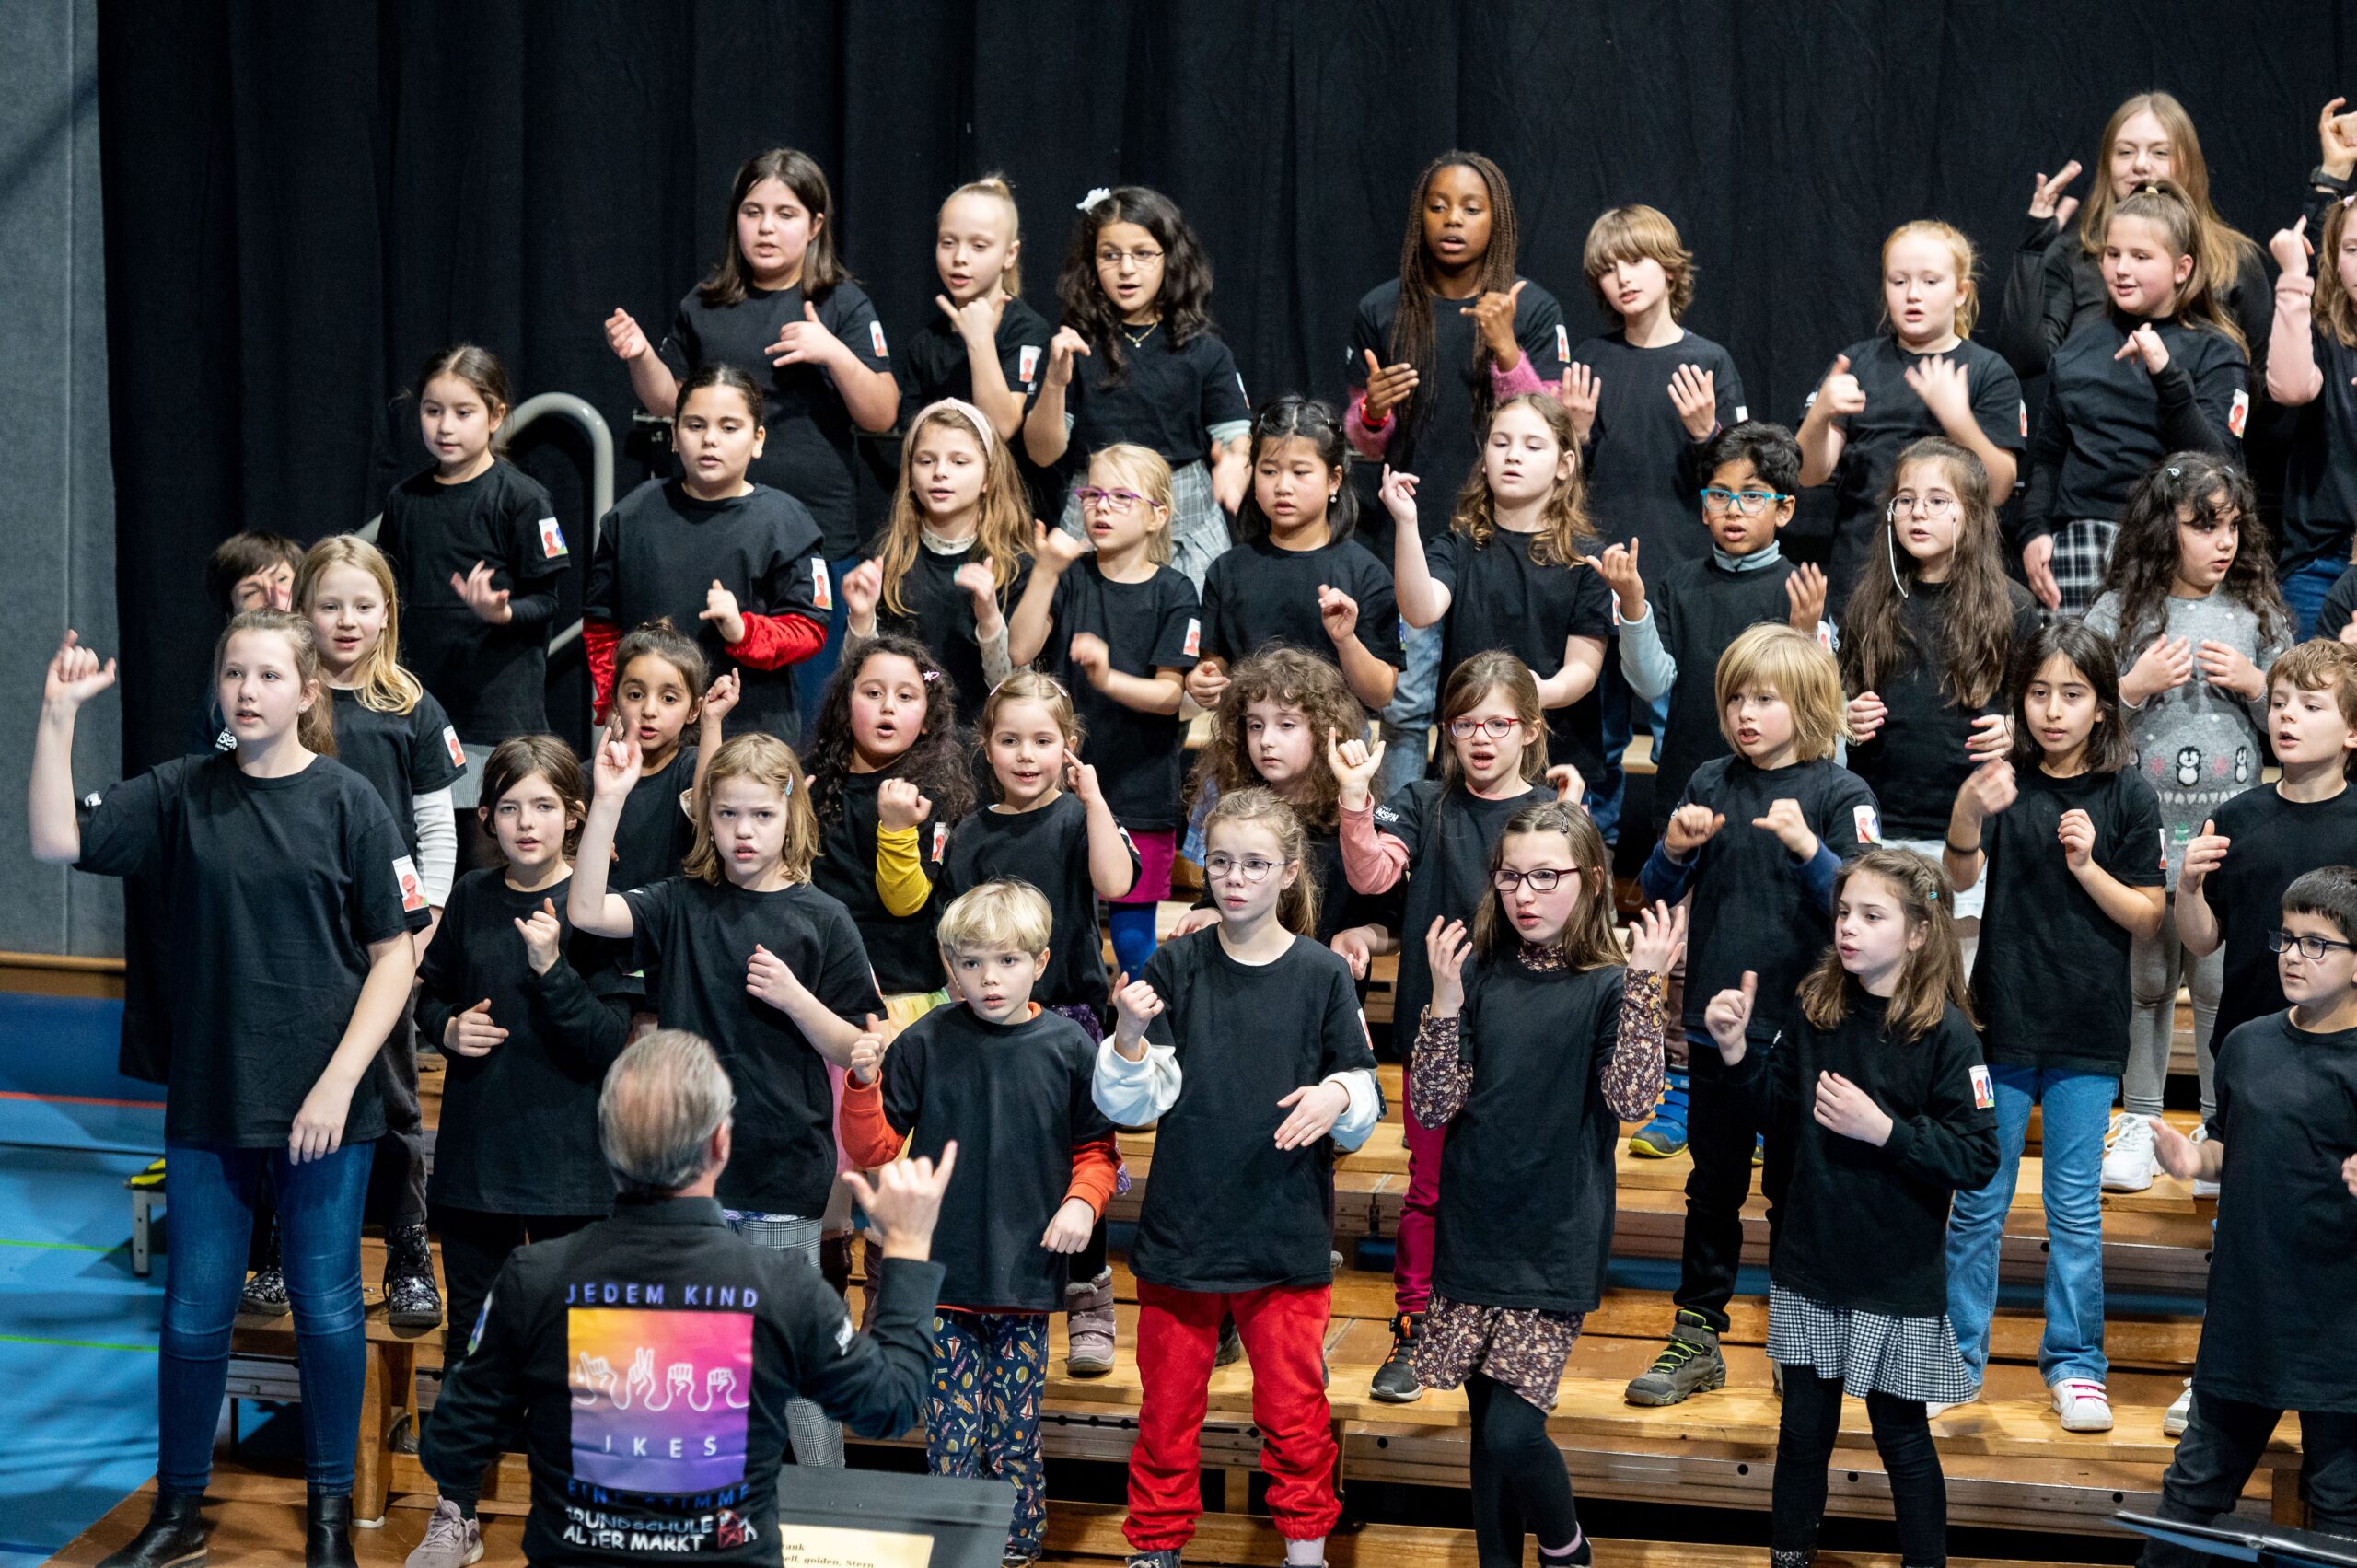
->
<box><xmin>96</xmin><ymin>0</ymin><xmax>2352</xmax><ymax>772</ymax></box>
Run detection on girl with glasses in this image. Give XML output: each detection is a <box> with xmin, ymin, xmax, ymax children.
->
<box><xmin>1840</xmin><ymin>438</ymin><xmax>2044</xmax><ymax>943</ymax></box>
<box><xmin>1794</xmin><ymin>221</ymin><xmax>2026</xmax><ymax>616</ymax></box>
<box><xmin>1025</xmin><ymin>186</ymin><xmax>1249</xmax><ymax>588</ymax></box>
<box><xmin>1008</xmin><ymin>444</ymin><xmax>1202</xmax><ymax>984</ymax></box>
<box><xmin>1412</xmin><ymin>800</ymin><xmax>1680</xmax><ymax>1567</ymax></box>
<box><xmin>1330</xmin><ymin>650</ymin><xmax>1581</xmax><ymax>1403</ymax></box>
<box><xmin>1096</xmin><ymin>788</ymin><xmax>1380</xmax><ymax>1568</ymax></box>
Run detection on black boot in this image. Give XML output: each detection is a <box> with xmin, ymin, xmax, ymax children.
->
<box><xmin>99</xmin><ymin>1489</ymin><xmax>207</xmax><ymax>1568</ymax></box>
<box><xmin>305</xmin><ymin>1491</ymin><xmax>357</xmax><ymax>1568</ymax></box>
<box><xmin>382</xmin><ymin>1222</ymin><xmax>443</xmax><ymax>1330</ymax></box>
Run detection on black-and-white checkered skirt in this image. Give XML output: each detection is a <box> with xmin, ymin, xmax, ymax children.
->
<box><xmin>1764</xmin><ymin>1283</ymin><xmax>1976</xmax><ymax>1404</ymax></box>
<box><xmin>2050</xmin><ymin>517</ymin><xmax>2119</xmax><ymax>617</ymax></box>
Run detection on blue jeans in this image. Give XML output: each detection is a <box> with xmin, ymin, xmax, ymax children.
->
<box><xmin>1943</xmin><ymin>1064</ymin><xmax>2113</xmax><ymax>1388</ymax></box>
<box><xmin>1376</xmin><ymin>619</ymin><xmax>1441</xmax><ymax>804</ymax></box>
<box><xmin>795</xmin><ymin>552</ymin><xmax>866</xmax><ymax>748</ymax></box>
<box><xmin>2282</xmin><ymin>553</ymin><xmax>2346</xmax><ymax>642</ymax></box>
<box><xmin>1594</xmin><ymin>657</ymin><xmax>1665</xmax><ymax>846</ymax></box>
<box><xmin>159</xmin><ymin>1138</ymin><xmax>375</xmax><ymax>1493</ymax></box>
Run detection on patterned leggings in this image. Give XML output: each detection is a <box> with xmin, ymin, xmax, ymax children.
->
<box><xmin>928</xmin><ymin>1309</ymin><xmax>1051</xmax><ymax>1558</ymax></box>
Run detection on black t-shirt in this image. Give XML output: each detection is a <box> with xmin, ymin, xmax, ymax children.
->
<box><xmin>1971</xmin><ymin>765</ymin><xmax>2165</xmax><ymax>1074</ymax></box>
<box><xmin>1128</xmin><ymin>932</ymin><xmax>1376</xmax><ymax>1291</ymax></box>
<box><xmin>811</xmin><ymin>768</ymin><xmax>951</xmax><ymax>996</ymax></box>
<box><xmin>1570</xmin><ymin>330</ymin><xmax>1747</xmax><ymax>576</ymax></box>
<box><xmin>1650</xmin><ymin>553</ymin><xmax>1802</xmax><ymax>828</ymax></box>
<box><xmin>1039</xmin><ymin>561</ymin><xmax>1202</xmax><ymax>830</ymax></box>
<box><xmin>2280</xmin><ymin>329</ymin><xmax>2357</xmax><ymax>573</ymax></box>
<box><xmin>586</xmin><ymin>479</ymin><xmax>828</xmax><ymax>742</ymax></box>
<box><xmin>328</xmin><ymin>687</ymin><xmax>466</xmax><ymax>862</ymax></box>
<box><xmin>2198</xmin><ymin>1011</ymin><xmax>2357</xmax><ymax>1410</ymax></box>
<box><xmin>1434</xmin><ymin>958</ymin><xmax>1627</xmax><ymax>1314</ymax></box>
<box><xmin>1375</xmin><ymin>779</ymin><xmax>1542</xmax><ymax>1038</ymax></box>
<box><xmin>1346</xmin><ymin>277</ymin><xmax>1571</xmax><ymax>564</ymax></box>
<box><xmin>416</xmin><ymin>869</ymin><xmax>632</xmax><ymax>1216</ymax></box>
<box><xmin>1842</xmin><ymin>582</ymin><xmax>2043</xmax><ymax>839</ymax></box>
<box><xmin>1058</xmin><ymin>325</ymin><xmax>1250</xmax><ymax>473</ymax></box>
<box><xmin>1736</xmin><ymin>991</ymin><xmax>1998</xmax><ymax>1318</ymax></box>
<box><xmin>610</xmin><ymin>745</ymin><xmax>699</xmax><ymax>902</ymax></box>
<box><xmin>898</xmin><ymin>296</ymin><xmax>1059</xmax><ymax>515</ymax></box>
<box><xmin>1425</xmin><ymin>528</ymin><xmax>1617</xmax><ymax>784</ymax></box>
<box><xmin>861</xmin><ymin>540</ymin><xmax>1029</xmax><ymax>731</ymax></box>
<box><xmin>1674</xmin><ymin>756</ymin><xmax>1881</xmax><ymax>1045</ymax></box>
<box><xmin>2320</xmin><ymin>565</ymin><xmax>2357</xmax><ymax>642</ymax></box>
<box><xmin>1804</xmin><ymin>336</ymin><xmax>2025</xmax><ymax>613</ymax></box>
<box><xmin>620</xmin><ymin>877</ymin><xmax>882</xmax><ymax>1217</ymax></box>
<box><xmin>76</xmin><ymin>754</ymin><xmax>423</xmax><ymax>1146</ymax></box>
<box><xmin>878</xmin><ymin>1004</ymin><xmax>1113</xmax><ymax>1311</ymax></box>
<box><xmin>2204</xmin><ymin>784</ymin><xmax>2357</xmax><ymax>1047</ymax></box>
<box><xmin>1200</xmin><ymin>535</ymin><xmax>1404</xmax><ymax>678</ymax></box>
<box><xmin>376</xmin><ymin>460</ymin><xmax>569</xmax><ymax>738</ymax></box>
<box><xmin>659</xmin><ymin>280</ymin><xmax>894</xmax><ymax>558</ymax></box>
<box><xmin>2022</xmin><ymin>314</ymin><xmax>2248</xmax><ymax>541</ymax></box>
<box><xmin>937</xmin><ymin>793</ymin><xmax>1137</xmax><ymax>1012</ymax></box>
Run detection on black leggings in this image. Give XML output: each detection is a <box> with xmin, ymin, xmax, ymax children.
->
<box><xmin>1464</xmin><ymin>1374</ymin><xmax>1579</xmax><ymax>1567</ymax></box>
<box><xmin>1074</xmin><ymin>1214</ymin><xmax>1109</xmax><ymax>1284</ymax></box>
<box><xmin>433</xmin><ymin>1206</ymin><xmax>600</xmax><ymax>1371</ymax></box>
<box><xmin>1772</xmin><ymin>1366</ymin><xmax>1946</xmax><ymax>1565</ymax></box>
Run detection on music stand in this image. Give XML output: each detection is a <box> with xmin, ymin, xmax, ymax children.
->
<box><xmin>2118</xmin><ymin>1510</ymin><xmax>2357</xmax><ymax>1566</ymax></box>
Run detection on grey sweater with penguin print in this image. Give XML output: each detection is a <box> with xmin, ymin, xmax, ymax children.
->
<box><xmin>2084</xmin><ymin>588</ymin><xmax>2284</xmax><ymax>885</ymax></box>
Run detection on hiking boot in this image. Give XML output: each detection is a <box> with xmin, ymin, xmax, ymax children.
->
<box><xmin>402</xmin><ymin>1499</ymin><xmax>482</xmax><ymax>1568</ymax></box>
<box><xmin>99</xmin><ymin>1489</ymin><xmax>207</xmax><ymax>1568</ymax></box>
<box><xmin>1065</xmin><ymin>1268</ymin><xmax>1117</xmax><ymax>1376</ymax></box>
<box><xmin>383</xmin><ymin>1223</ymin><xmax>443</xmax><ymax>1329</ymax></box>
<box><xmin>1214</xmin><ymin>1312</ymin><xmax>1245</xmax><ymax>1369</ymax></box>
<box><xmin>241</xmin><ymin>1220</ymin><xmax>288</xmax><ymax>1317</ymax></box>
<box><xmin>1628</xmin><ymin>1068</ymin><xmax>1689</xmax><ymax>1157</ymax></box>
<box><xmin>1623</xmin><ymin>1310</ymin><xmax>1726</xmax><ymax>1406</ymax></box>
<box><xmin>1369</xmin><ymin>1311</ymin><xmax>1424</xmax><ymax>1402</ymax></box>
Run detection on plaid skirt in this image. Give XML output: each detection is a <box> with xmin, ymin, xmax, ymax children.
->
<box><xmin>1060</xmin><ymin>457</ymin><xmax>1231</xmax><ymax>592</ymax></box>
<box><xmin>1764</xmin><ymin>1283</ymin><xmax>1975</xmax><ymax>1404</ymax></box>
<box><xmin>2051</xmin><ymin>517</ymin><xmax>2118</xmax><ymax>617</ymax></box>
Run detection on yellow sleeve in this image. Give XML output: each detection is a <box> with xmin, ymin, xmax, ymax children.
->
<box><xmin>875</xmin><ymin>823</ymin><xmax>934</xmax><ymax>917</ymax></box>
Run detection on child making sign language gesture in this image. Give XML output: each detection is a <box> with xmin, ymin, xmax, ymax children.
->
<box><xmin>1411</xmin><ymin>802</ymin><xmax>1681</xmax><ymax>1568</ymax></box>
<box><xmin>1096</xmin><ymin>788</ymin><xmax>1381</xmax><ymax>1568</ymax></box>
<box><xmin>1702</xmin><ymin>848</ymin><xmax>1999</xmax><ymax>1568</ymax></box>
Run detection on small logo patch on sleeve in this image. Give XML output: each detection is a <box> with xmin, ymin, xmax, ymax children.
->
<box><xmin>1968</xmin><ymin>1063</ymin><xmax>1995</xmax><ymax>1109</ymax></box>
<box><xmin>1182</xmin><ymin>617</ymin><xmax>1201</xmax><ymax>657</ymax></box>
<box><xmin>811</xmin><ymin>558</ymin><xmax>832</xmax><ymax>610</ymax></box>
<box><xmin>1734</xmin><ymin>404</ymin><xmax>1749</xmax><ymax>423</ymax></box>
<box><xmin>2228</xmin><ymin>388</ymin><xmax>2250</xmax><ymax>438</ymax></box>
<box><xmin>1853</xmin><ymin>803</ymin><xmax>1881</xmax><ymax>844</ymax></box>
<box><xmin>931</xmin><ymin>822</ymin><xmax>949</xmax><ymax>863</ymax></box>
<box><xmin>538</xmin><ymin>515</ymin><xmax>568</xmax><ymax>559</ymax></box>
<box><xmin>1019</xmin><ymin>344</ymin><xmax>1041</xmax><ymax>385</ymax></box>
<box><xmin>394</xmin><ymin>855</ymin><xmax>426</xmax><ymax>913</ymax></box>
<box><xmin>443</xmin><ymin>726</ymin><xmax>467</xmax><ymax>770</ymax></box>
<box><xmin>2019</xmin><ymin>400</ymin><xmax>2029</xmax><ymax>439</ymax></box>
<box><xmin>1237</xmin><ymin>371</ymin><xmax>1249</xmax><ymax>403</ymax></box>
<box><xmin>1555</xmin><ymin>324</ymin><xmax>1570</xmax><ymax>364</ymax></box>
<box><xmin>868</xmin><ymin>320</ymin><xmax>888</xmax><ymax>359</ymax></box>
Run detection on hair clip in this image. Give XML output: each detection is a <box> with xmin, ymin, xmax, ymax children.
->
<box><xmin>2341</xmin><ymin>191</ymin><xmax>2357</xmax><ymax>208</ymax></box>
<box><xmin>922</xmin><ymin>668</ymin><xmax>940</xmax><ymax>683</ymax></box>
<box><xmin>2165</xmin><ymin>465</ymin><xmax>2182</xmax><ymax>478</ymax></box>
<box><xmin>1077</xmin><ymin>186</ymin><xmax>1112</xmax><ymax>212</ymax></box>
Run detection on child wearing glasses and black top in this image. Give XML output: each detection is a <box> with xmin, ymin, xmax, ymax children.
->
<box><xmin>2137</xmin><ymin>866</ymin><xmax>2357</xmax><ymax>1567</ymax></box>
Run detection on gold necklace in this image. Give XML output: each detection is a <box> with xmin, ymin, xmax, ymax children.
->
<box><xmin>1120</xmin><ymin>319</ymin><xmax>1160</xmax><ymax>348</ymax></box>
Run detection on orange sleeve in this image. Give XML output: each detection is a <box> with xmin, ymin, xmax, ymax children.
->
<box><xmin>837</xmin><ymin>1074</ymin><xmax>906</xmax><ymax>1169</ymax></box>
<box><xmin>1063</xmin><ymin>1133</ymin><xmax>1120</xmax><ymax>1217</ymax></box>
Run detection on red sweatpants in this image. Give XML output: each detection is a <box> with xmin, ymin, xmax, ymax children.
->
<box><xmin>1393</xmin><ymin>1098</ymin><xmax>1442</xmax><ymax>1314</ymax></box>
<box><xmin>1127</xmin><ymin>1279</ymin><xmax>1341</xmax><ymax>1551</ymax></box>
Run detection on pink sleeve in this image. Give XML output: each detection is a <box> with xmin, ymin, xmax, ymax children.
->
<box><xmin>1490</xmin><ymin>355</ymin><xmax>1547</xmax><ymax>400</ymax></box>
<box><xmin>1339</xmin><ymin>802</ymin><xmax>1410</xmax><ymax>894</ymax></box>
<box><xmin>2268</xmin><ymin>274</ymin><xmax>2326</xmax><ymax>406</ymax></box>
<box><xmin>1346</xmin><ymin>391</ymin><xmax>1396</xmax><ymax>459</ymax></box>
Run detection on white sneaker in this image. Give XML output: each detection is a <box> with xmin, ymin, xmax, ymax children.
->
<box><xmin>2051</xmin><ymin>1377</ymin><xmax>2115</xmax><ymax>1432</ymax></box>
<box><xmin>2102</xmin><ymin>1113</ymin><xmax>2156</xmax><ymax>1192</ymax></box>
<box><xmin>1927</xmin><ymin>1391</ymin><xmax>1978</xmax><ymax>1419</ymax></box>
<box><xmin>2165</xmin><ymin>1378</ymin><xmax>2193</xmax><ymax>1436</ymax></box>
<box><xmin>2188</xmin><ymin>1124</ymin><xmax>2220</xmax><ymax>1199</ymax></box>
<box><xmin>405</xmin><ymin>1498</ymin><xmax>484</xmax><ymax>1568</ymax></box>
